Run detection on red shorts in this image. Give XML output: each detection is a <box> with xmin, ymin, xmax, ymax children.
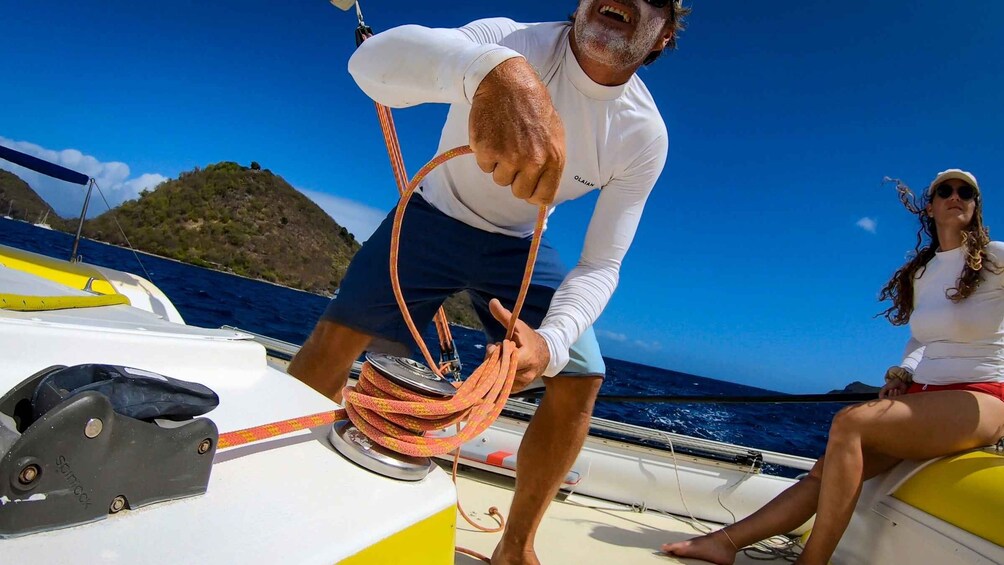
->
<box><xmin>907</xmin><ymin>381</ymin><xmax>1004</xmax><ymax>402</ymax></box>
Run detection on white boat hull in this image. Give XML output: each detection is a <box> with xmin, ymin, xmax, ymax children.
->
<box><xmin>835</xmin><ymin>457</ymin><xmax>1004</xmax><ymax>565</ymax></box>
<box><xmin>436</xmin><ymin>406</ymin><xmax>814</xmax><ymax>531</ymax></box>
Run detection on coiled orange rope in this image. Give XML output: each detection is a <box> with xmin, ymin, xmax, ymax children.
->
<box><xmin>341</xmin><ymin>145</ymin><xmax>547</xmax><ymax>458</ymax></box>
<box><xmin>219</xmin><ymin>146</ymin><xmax>545</xmax><ymax>451</ymax></box>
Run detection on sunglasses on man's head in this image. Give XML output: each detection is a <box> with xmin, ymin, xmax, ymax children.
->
<box><xmin>643</xmin><ymin>0</ymin><xmax>676</xmax><ymax>14</ymax></box>
<box><xmin>934</xmin><ymin>183</ymin><xmax>976</xmax><ymax>201</ymax></box>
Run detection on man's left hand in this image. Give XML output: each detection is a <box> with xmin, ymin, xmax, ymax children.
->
<box><xmin>487</xmin><ymin>298</ymin><xmax>550</xmax><ymax>392</ymax></box>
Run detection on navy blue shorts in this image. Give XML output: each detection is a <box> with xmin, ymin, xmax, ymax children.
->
<box><xmin>322</xmin><ymin>194</ymin><xmax>605</xmax><ymax>376</ymax></box>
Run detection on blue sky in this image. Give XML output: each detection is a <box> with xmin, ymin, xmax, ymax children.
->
<box><xmin>2</xmin><ymin>1</ymin><xmax>1002</xmax><ymax>393</ymax></box>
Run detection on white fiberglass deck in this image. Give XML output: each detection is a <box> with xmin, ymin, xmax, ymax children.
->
<box><xmin>452</xmin><ymin>465</ymin><xmax>797</xmax><ymax>565</ymax></box>
<box><xmin>0</xmin><ymin>264</ymin><xmax>457</xmax><ymax>563</ymax></box>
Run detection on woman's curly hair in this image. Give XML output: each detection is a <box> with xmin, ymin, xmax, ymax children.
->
<box><xmin>879</xmin><ymin>177</ymin><xmax>998</xmax><ymax>325</ymax></box>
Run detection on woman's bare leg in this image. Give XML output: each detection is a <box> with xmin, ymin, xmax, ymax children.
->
<box><xmin>661</xmin><ymin>451</ymin><xmax>899</xmax><ymax>565</ymax></box>
<box><xmin>799</xmin><ymin>391</ymin><xmax>1004</xmax><ymax>564</ymax></box>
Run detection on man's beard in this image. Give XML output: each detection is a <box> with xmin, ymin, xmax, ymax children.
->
<box><xmin>573</xmin><ymin>0</ymin><xmax>665</xmax><ymax>67</ymax></box>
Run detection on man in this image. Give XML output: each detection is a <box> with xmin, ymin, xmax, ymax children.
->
<box><xmin>290</xmin><ymin>1</ymin><xmax>689</xmax><ymax>562</ymax></box>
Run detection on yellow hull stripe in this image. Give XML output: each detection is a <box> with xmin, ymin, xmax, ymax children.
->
<box><xmin>893</xmin><ymin>449</ymin><xmax>1004</xmax><ymax>546</ymax></box>
<box><xmin>0</xmin><ymin>293</ymin><xmax>130</xmax><ymax>311</ymax></box>
<box><xmin>339</xmin><ymin>505</ymin><xmax>455</xmax><ymax>565</ymax></box>
<box><xmin>0</xmin><ymin>244</ymin><xmax>118</xmax><ymax>296</ymax></box>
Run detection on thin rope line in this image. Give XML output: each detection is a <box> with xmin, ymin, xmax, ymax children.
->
<box><xmin>92</xmin><ymin>180</ymin><xmax>154</xmax><ymax>282</ymax></box>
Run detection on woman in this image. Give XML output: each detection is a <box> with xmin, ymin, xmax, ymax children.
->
<box><xmin>662</xmin><ymin>169</ymin><xmax>1004</xmax><ymax>565</ymax></box>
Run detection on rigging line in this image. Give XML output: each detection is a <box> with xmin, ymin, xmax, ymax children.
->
<box><xmin>450</xmin><ymin>438</ymin><xmax>506</xmax><ymax>534</ymax></box>
<box><xmin>664</xmin><ymin>430</ymin><xmax>711</xmax><ymax>535</ymax></box>
<box><xmin>353</xmin><ymin>0</ymin><xmax>366</xmax><ymax>27</ymax></box>
<box><xmin>374</xmin><ymin>102</ymin><xmax>457</xmax><ymax>364</ymax></box>
<box><xmin>658</xmin><ymin>431</ymin><xmax>804</xmax><ymax>562</ymax></box>
<box><xmin>91</xmin><ymin>180</ymin><xmax>154</xmax><ymax>283</ymax></box>
<box><xmin>742</xmin><ymin>533</ymin><xmax>803</xmax><ymax>562</ymax></box>
<box><xmin>715</xmin><ymin>458</ymin><xmax>754</xmax><ymax>526</ymax></box>
<box><xmin>366</xmin><ymin>45</ymin><xmax>459</xmax><ymax>376</ymax></box>
<box><xmin>721</xmin><ymin>459</ymin><xmax>803</xmax><ymax>561</ymax></box>
<box><xmin>512</xmin><ymin>392</ymin><xmax>878</xmax><ymax>404</ymax></box>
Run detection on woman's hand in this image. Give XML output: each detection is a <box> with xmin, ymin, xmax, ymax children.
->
<box><xmin>879</xmin><ymin>366</ymin><xmax>912</xmax><ymax>399</ymax></box>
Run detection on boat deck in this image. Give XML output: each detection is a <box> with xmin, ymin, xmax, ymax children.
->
<box><xmin>450</xmin><ymin>464</ymin><xmax>797</xmax><ymax>564</ymax></box>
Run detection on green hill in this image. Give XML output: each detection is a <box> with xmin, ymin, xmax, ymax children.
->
<box><xmin>0</xmin><ymin>169</ymin><xmax>67</xmax><ymax>229</ymax></box>
<box><xmin>84</xmin><ymin>162</ymin><xmax>361</xmax><ymax>292</ymax></box>
<box><xmin>81</xmin><ymin>161</ymin><xmax>481</xmax><ymax>328</ymax></box>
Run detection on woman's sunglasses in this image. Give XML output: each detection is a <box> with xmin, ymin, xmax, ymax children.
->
<box><xmin>934</xmin><ymin>183</ymin><xmax>977</xmax><ymax>201</ymax></box>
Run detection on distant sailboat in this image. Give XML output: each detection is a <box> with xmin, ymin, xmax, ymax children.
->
<box><xmin>34</xmin><ymin>208</ymin><xmax>52</xmax><ymax>230</ymax></box>
<box><xmin>2</xmin><ymin>199</ymin><xmax>12</xmax><ymax>220</ymax></box>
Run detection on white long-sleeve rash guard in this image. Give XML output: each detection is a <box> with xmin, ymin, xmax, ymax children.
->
<box><xmin>348</xmin><ymin>18</ymin><xmax>669</xmax><ymax>376</ymax></box>
<box><xmin>898</xmin><ymin>242</ymin><xmax>1004</xmax><ymax>385</ymax></box>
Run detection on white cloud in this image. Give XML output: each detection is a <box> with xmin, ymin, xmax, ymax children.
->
<box><xmin>633</xmin><ymin>339</ymin><xmax>663</xmax><ymax>351</ymax></box>
<box><xmin>594</xmin><ymin>329</ymin><xmax>658</xmax><ymax>351</ymax></box>
<box><xmin>0</xmin><ymin>136</ymin><xmax>167</xmax><ymax>218</ymax></box>
<box><xmin>856</xmin><ymin>216</ymin><xmax>877</xmax><ymax>234</ymax></box>
<box><xmin>596</xmin><ymin>329</ymin><xmax>629</xmax><ymax>342</ymax></box>
<box><xmin>297</xmin><ymin>188</ymin><xmax>387</xmax><ymax>243</ymax></box>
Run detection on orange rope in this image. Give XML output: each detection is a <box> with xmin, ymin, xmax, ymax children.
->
<box><xmin>355</xmin><ymin>144</ymin><xmax>546</xmax><ymax>542</ymax></box>
<box><xmin>375</xmin><ymin>103</ymin><xmax>409</xmax><ymax>195</ymax></box>
<box><xmin>342</xmin><ymin>145</ymin><xmax>548</xmax><ymax>458</ymax></box>
<box><xmin>218</xmin><ymin>410</ymin><xmax>343</xmax><ymax>449</ymax></box>
<box><xmin>221</xmin><ymin>147</ymin><xmax>541</xmax><ymax>459</ymax></box>
<box><xmin>387</xmin><ymin>147</ymin><xmax>547</xmax><ymax>373</ymax></box>
<box><xmin>453</xmin><ymin>433</ymin><xmax>505</xmax><ymax>534</ymax></box>
<box><xmin>370</xmin><ymin>80</ymin><xmax>513</xmax><ymax>543</ymax></box>
<box><xmin>217</xmin><ymin>24</ymin><xmax>541</xmax><ymax>556</ymax></box>
<box><xmin>219</xmin><ymin>145</ymin><xmax>547</xmax><ymax>541</ymax></box>
<box><xmin>374</xmin><ymin>102</ymin><xmax>458</xmax><ymax>368</ymax></box>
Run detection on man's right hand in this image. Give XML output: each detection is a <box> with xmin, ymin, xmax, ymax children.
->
<box><xmin>483</xmin><ymin>299</ymin><xmax>551</xmax><ymax>392</ymax></box>
<box><xmin>469</xmin><ymin>57</ymin><xmax>565</xmax><ymax>207</ymax></box>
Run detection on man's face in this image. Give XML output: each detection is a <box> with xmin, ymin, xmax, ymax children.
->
<box><xmin>573</xmin><ymin>0</ymin><xmax>673</xmax><ymax>68</ymax></box>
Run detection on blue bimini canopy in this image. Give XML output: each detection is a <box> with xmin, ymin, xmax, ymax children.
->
<box><xmin>0</xmin><ymin>144</ymin><xmax>89</xmax><ymax>186</ymax></box>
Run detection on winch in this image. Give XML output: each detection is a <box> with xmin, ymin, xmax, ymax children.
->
<box><xmin>328</xmin><ymin>352</ymin><xmax>456</xmax><ymax>481</ymax></box>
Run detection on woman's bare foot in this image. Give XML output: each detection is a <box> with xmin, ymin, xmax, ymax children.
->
<box><xmin>661</xmin><ymin>530</ymin><xmax>738</xmax><ymax>565</ymax></box>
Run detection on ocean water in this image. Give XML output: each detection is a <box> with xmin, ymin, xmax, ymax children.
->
<box><xmin>0</xmin><ymin>218</ymin><xmax>842</xmax><ymax>470</ymax></box>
